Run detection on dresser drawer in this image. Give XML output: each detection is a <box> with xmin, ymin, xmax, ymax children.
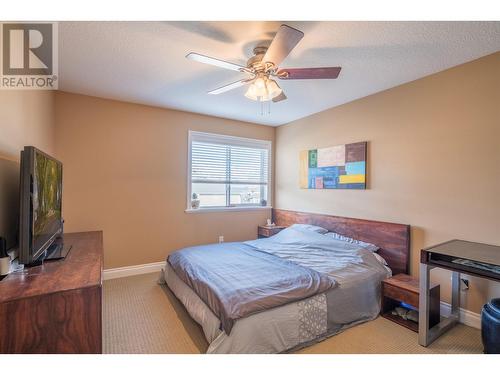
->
<box><xmin>383</xmin><ymin>283</ymin><xmax>419</xmax><ymax>308</ymax></box>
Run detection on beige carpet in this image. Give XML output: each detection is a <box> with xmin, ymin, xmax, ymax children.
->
<box><xmin>103</xmin><ymin>272</ymin><xmax>483</xmax><ymax>354</ymax></box>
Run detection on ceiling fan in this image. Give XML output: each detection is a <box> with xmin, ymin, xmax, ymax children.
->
<box><xmin>186</xmin><ymin>24</ymin><xmax>341</xmax><ymax>103</ymax></box>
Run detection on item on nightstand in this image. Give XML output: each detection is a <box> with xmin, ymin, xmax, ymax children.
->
<box><xmin>392</xmin><ymin>307</ymin><xmax>409</xmax><ymax>320</ymax></box>
<box><xmin>481</xmin><ymin>298</ymin><xmax>500</xmax><ymax>354</ymax></box>
<box><xmin>0</xmin><ymin>257</ymin><xmax>10</xmax><ymax>276</ymax></box>
<box><xmin>407</xmin><ymin>309</ymin><xmax>419</xmax><ymax>323</ymax></box>
<box><xmin>0</xmin><ymin>237</ymin><xmax>10</xmax><ymax>276</ymax></box>
<box><xmin>391</xmin><ymin>307</ymin><xmax>418</xmax><ymax>323</ymax></box>
<box><xmin>191</xmin><ymin>193</ymin><xmax>200</xmax><ymax>209</ymax></box>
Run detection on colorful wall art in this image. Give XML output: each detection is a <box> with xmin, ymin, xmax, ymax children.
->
<box><xmin>299</xmin><ymin>141</ymin><xmax>367</xmax><ymax>189</ymax></box>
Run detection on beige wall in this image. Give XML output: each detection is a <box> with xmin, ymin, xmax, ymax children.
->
<box><xmin>0</xmin><ymin>90</ymin><xmax>55</xmax><ymax>249</ymax></box>
<box><xmin>275</xmin><ymin>52</ymin><xmax>500</xmax><ymax>313</ymax></box>
<box><xmin>54</xmin><ymin>92</ymin><xmax>275</xmax><ymax>269</ymax></box>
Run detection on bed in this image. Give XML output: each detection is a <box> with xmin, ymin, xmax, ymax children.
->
<box><xmin>160</xmin><ymin>209</ymin><xmax>410</xmax><ymax>354</ymax></box>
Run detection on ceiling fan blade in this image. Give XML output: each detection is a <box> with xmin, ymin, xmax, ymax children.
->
<box><xmin>272</xmin><ymin>92</ymin><xmax>287</xmax><ymax>103</ymax></box>
<box><xmin>208</xmin><ymin>78</ymin><xmax>254</xmax><ymax>95</ymax></box>
<box><xmin>186</xmin><ymin>52</ymin><xmax>247</xmax><ymax>72</ymax></box>
<box><xmin>277</xmin><ymin>67</ymin><xmax>342</xmax><ymax>80</ymax></box>
<box><xmin>263</xmin><ymin>25</ymin><xmax>304</xmax><ymax>67</ymax></box>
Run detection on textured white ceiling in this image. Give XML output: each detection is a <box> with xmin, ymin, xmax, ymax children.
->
<box><xmin>58</xmin><ymin>21</ymin><xmax>500</xmax><ymax>126</ymax></box>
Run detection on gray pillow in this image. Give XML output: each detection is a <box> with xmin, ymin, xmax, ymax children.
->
<box><xmin>289</xmin><ymin>223</ymin><xmax>328</xmax><ymax>234</ymax></box>
<box><xmin>324</xmin><ymin>231</ymin><xmax>379</xmax><ymax>252</ymax></box>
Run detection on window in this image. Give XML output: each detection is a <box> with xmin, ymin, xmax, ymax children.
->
<box><xmin>187</xmin><ymin>131</ymin><xmax>271</xmax><ymax>211</ymax></box>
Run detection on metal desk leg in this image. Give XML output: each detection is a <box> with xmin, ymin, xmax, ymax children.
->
<box><xmin>451</xmin><ymin>271</ymin><xmax>460</xmax><ymax>319</ymax></box>
<box><xmin>419</xmin><ymin>265</ymin><xmax>460</xmax><ymax>347</ymax></box>
<box><xmin>418</xmin><ymin>263</ymin><xmax>431</xmax><ymax>346</ymax></box>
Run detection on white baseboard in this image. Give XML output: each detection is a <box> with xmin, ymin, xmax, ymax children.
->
<box><xmin>440</xmin><ymin>301</ymin><xmax>481</xmax><ymax>329</ymax></box>
<box><xmin>103</xmin><ymin>261</ymin><xmax>164</xmax><ymax>280</ymax></box>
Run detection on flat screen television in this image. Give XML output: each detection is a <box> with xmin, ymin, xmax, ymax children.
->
<box><xmin>19</xmin><ymin>146</ymin><xmax>69</xmax><ymax>265</ymax></box>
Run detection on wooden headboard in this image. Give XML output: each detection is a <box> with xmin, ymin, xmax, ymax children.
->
<box><xmin>272</xmin><ymin>209</ymin><xmax>411</xmax><ymax>275</ymax></box>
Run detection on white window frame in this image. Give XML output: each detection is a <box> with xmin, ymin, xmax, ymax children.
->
<box><xmin>186</xmin><ymin>130</ymin><xmax>272</xmax><ymax>213</ymax></box>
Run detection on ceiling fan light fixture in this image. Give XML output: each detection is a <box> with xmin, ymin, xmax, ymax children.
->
<box><xmin>244</xmin><ymin>83</ymin><xmax>260</xmax><ymax>101</ymax></box>
<box><xmin>188</xmin><ymin>24</ymin><xmax>342</xmax><ymax>105</ymax></box>
<box><xmin>244</xmin><ymin>77</ymin><xmax>282</xmax><ymax>102</ymax></box>
<box><xmin>254</xmin><ymin>77</ymin><xmax>266</xmax><ymax>89</ymax></box>
<box><xmin>266</xmin><ymin>79</ymin><xmax>282</xmax><ymax>99</ymax></box>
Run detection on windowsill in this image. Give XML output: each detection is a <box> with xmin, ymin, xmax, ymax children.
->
<box><xmin>185</xmin><ymin>206</ymin><xmax>272</xmax><ymax>214</ymax></box>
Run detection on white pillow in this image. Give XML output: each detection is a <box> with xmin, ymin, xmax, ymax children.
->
<box><xmin>373</xmin><ymin>252</ymin><xmax>388</xmax><ymax>266</ymax></box>
<box><xmin>289</xmin><ymin>223</ymin><xmax>328</xmax><ymax>234</ymax></box>
<box><xmin>324</xmin><ymin>231</ymin><xmax>379</xmax><ymax>252</ymax></box>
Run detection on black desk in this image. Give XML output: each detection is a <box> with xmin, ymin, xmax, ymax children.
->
<box><xmin>419</xmin><ymin>240</ymin><xmax>500</xmax><ymax>346</ymax></box>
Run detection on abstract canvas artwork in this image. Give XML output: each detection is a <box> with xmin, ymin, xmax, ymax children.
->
<box><xmin>299</xmin><ymin>141</ymin><xmax>367</xmax><ymax>189</ymax></box>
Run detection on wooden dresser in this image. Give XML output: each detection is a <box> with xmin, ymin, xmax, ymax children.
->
<box><xmin>0</xmin><ymin>231</ymin><xmax>103</xmax><ymax>354</ymax></box>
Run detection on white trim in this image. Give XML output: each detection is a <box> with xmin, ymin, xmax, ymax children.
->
<box><xmin>189</xmin><ymin>131</ymin><xmax>272</xmax><ymax>149</ymax></box>
<box><xmin>440</xmin><ymin>301</ymin><xmax>481</xmax><ymax>329</ymax></box>
<box><xmin>103</xmin><ymin>261</ymin><xmax>164</xmax><ymax>280</ymax></box>
<box><xmin>187</xmin><ymin>130</ymin><xmax>193</xmax><ymax>210</ymax></box>
<box><xmin>187</xmin><ymin>130</ymin><xmax>272</xmax><ymax>211</ymax></box>
<box><xmin>185</xmin><ymin>206</ymin><xmax>272</xmax><ymax>213</ymax></box>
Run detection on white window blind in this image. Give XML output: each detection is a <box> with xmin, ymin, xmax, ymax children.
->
<box><xmin>188</xmin><ymin>131</ymin><xmax>271</xmax><ymax>209</ymax></box>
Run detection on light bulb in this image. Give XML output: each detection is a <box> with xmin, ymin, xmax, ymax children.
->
<box><xmin>254</xmin><ymin>77</ymin><xmax>266</xmax><ymax>89</ymax></box>
<box><xmin>266</xmin><ymin>79</ymin><xmax>282</xmax><ymax>99</ymax></box>
<box><xmin>244</xmin><ymin>84</ymin><xmax>257</xmax><ymax>100</ymax></box>
<box><xmin>245</xmin><ymin>77</ymin><xmax>282</xmax><ymax>102</ymax></box>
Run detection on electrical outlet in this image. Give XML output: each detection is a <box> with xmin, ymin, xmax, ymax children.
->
<box><xmin>460</xmin><ymin>278</ymin><xmax>469</xmax><ymax>291</ymax></box>
<box><xmin>218</xmin><ymin>236</ymin><xmax>224</xmax><ymax>243</ymax></box>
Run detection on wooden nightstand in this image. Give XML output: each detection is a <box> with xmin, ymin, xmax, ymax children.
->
<box><xmin>381</xmin><ymin>274</ymin><xmax>440</xmax><ymax>332</ymax></box>
<box><xmin>258</xmin><ymin>225</ymin><xmax>286</xmax><ymax>238</ymax></box>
